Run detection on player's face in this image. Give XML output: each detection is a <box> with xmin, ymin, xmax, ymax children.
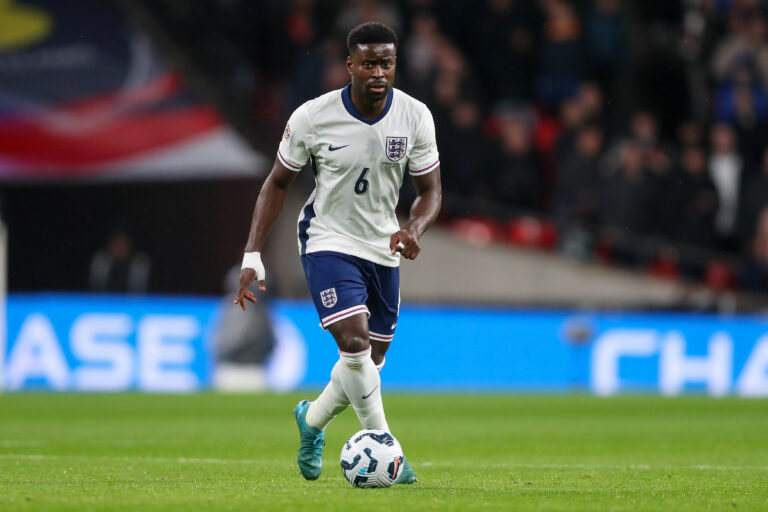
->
<box><xmin>347</xmin><ymin>43</ymin><xmax>396</xmax><ymax>103</ymax></box>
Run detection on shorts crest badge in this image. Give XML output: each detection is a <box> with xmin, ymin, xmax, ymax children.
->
<box><xmin>320</xmin><ymin>287</ymin><xmax>337</xmax><ymax>308</ymax></box>
<box><xmin>386</xmin><ymin>136</ymin><xmax>407</xmax><ymax>162</ymax></box>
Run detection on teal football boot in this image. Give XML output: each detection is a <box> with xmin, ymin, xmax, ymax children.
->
<box><xmin>394</xmin><ymin>455</ymin><xmax>418</xmax><ymax>484</ymax></box>
<box><xmin>294</xmin><ymin>400</ymin><xmax>325</xmax><ymax>480</ymax></box>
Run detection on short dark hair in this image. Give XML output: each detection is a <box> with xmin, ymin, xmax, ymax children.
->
<box><xmin>346</xmin><ymin>22</ymin><xmax>398</xmax><ymax>56</ymax></box>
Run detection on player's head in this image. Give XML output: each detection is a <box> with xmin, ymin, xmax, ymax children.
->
<box><xmin>346</xmin><ymin>22</ymin><xmax>397</xmax><ymax>103</ymax></box>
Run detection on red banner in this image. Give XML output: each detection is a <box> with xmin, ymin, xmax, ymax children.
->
<box><xmin>0</xmin><ymin>0</ymin><xmax>264</xmax><ymax>181</ymax></box>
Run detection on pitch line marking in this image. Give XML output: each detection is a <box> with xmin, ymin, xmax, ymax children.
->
<box><xmin>0</xmin><ymin>441</ymin><xmax>45</xmax><ymax>447</ymax></box>
<box><xmin>0</xmin><ymin>454</ymin><xmax>277</xmax><ymax>465</ymax></box>
<box><xmin>1</xmin><ymin>454</ymin><xmax>767</xmax><ymax>472</ymax></box>
<box><xmin>416</xmin><ymin>461</ymin><xmax>768</xmax><ymax>471</ymax></box>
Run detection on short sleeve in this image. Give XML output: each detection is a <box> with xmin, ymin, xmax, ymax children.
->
<box><xmin>277</xmin><ymin>105</ymin><xmax>312</xmax><ymax>172</ymax></box>
<box><xmin>408</xmin><ymin>104</ymin><xmax>440</xmax><ymax>176</ymax></box>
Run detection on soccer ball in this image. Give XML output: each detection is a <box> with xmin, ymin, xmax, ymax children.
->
<box><xmin>340</xmin><ymin>429</ymin><xmax>405</xmax><ymax>488</ymax></box>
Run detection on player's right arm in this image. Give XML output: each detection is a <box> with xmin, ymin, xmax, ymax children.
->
<box><xmin>234</xmin><ymin>160</ymin><xmax>300</xmax><ymax>310</ymax></box>
<box><xmin>235</xmin><ymin>105</ymin><xmax>312</xmax><ymax>310</ymax></box>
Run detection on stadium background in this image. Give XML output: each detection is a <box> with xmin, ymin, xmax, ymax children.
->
<box><xmin>3</xmin><ymin>0</ymin><xmax>768</xmax><ymax>396</ymax></box>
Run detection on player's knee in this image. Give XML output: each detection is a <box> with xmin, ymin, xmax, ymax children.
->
<box><xmin>338</xmin><ymin>335</ymin><xmax>370</xmax><ymax>360</ymax></box>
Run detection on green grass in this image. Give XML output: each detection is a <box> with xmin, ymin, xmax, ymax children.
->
<box><xmin>1</xmin><ymin>394</ymin><xmax>767</xmax><ymax>511</ymax></box>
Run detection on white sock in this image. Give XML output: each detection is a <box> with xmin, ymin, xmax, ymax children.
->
<box><xmin>338</xmin><ymin>348</ymin><xmax>389</xmax><ymax>431</ymax></box>
<box><xmin>306</xmin><ymin>360</ymin><xmax>350</xmax><ymax>430</ymax></box>
<box><xmin>305</xmin><ymin>353</ymin><xmax>387</xmax><ymax>430</ymax></box>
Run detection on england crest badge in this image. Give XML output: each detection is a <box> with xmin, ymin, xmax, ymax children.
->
<box><xmin>320</xmin><ymin>288</ymin><xmax>337</xmax><ymax>308</ymax></box>
<box><xmin>386</xmin><ymin>136</ymin><xmax>407</xmax><ymax>162</ymax></box>
<box><xmin>283</xmin><ymin>123</ymin><xmax>291</xmax><ymax>143</ymax></box>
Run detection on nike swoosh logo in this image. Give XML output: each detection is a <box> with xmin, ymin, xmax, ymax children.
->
<box><xmin>328</xmin><ymin>144</ymin><xmax>349</xmax><ymax>151</ymax></box>
<box><xmin>361</xmin><ymin>385</ymin><xmax>379</xmax><ymax>399</ymax></box>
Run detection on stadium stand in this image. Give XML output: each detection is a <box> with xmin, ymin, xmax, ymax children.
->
<box><xmin>4</xmin><ymin>0</ymin><xmax>768</xmax><ymax>309</ymax></box>
<box><xmin>120</xmin><ymin>0</ymin><xmax>768</xmax><ymax>300</ymax></box>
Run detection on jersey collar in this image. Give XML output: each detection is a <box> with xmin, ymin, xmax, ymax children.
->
<box><xmin>341</xmin><ymin>84</ymin><xmax>393</xmax><ymax>125</ymax></box>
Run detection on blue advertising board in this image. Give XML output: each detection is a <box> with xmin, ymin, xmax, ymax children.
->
<box><xmin>2</xmin><ymin>294</ymin><xmax>218</xmax><ymax>391</ymax></box>
<box><xmin>3</xmin><ymin>294</ymin><xmax>768</xmax><ymax>396</ymax></box>
<box><xmin>285</xmin><ymin>302</ymin><xmax>573</xmax><ymax>391</ymax></box>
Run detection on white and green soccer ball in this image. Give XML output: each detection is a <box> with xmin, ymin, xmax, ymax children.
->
<box><xmin>340</xmin><ymin>429</ymin><xmax>404</xmax><ymax>488</ymax></box>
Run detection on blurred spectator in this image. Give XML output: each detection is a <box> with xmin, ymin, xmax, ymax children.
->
<box><xmin>600</xmin><ymin>141</ymin><xmax>652</xmax><ymax>234</ymax></box>
<box><xmin>489</xmin><ymin>115</ymin><xmax>543</xmax><ymax>212</ymax></box>
<box><xmin>555</xmin><ymin>96</ymin><xmax>586</xmax><ymax>160</ymax></box>
<box><xmin>629</xmin><ymin>110</ymin><xmax>659</xmax><ymax>148</ymax></box>
<box><xmin>708</xmin><ymin>123</ymin><xmax>744</xmax><ymax>250</ymax></box>
<box><xmin>625</xmin><ymin>111</ymin><xmax>675</xmax><ymax>236</ymax></box>
<box><xmin>741</xmin><ymin>205</ymin><xmax>768</xmax><ymax>291</ymax></box>
<box><xmin>440</xmin><ymin>100</ymin><xmax>489</xmax><ymax>198</ymax></box>
<box><xmin>89</xmin><ymin>230</ymin><xmax>150</xmax><ymax>294</ymax></box>
<box><xmin>737</xmin><ymin>146</ymin><xmax>768</xmax><ymax>241</ymax></box>
<box><xmin>289</xmin><ymin>36</ymin><xmax>346</xmax><ymax>108</ymax></box>
<box><xmin>577</xmin><ymin>82</ymin><xmax>608</xmax><ymax>130</ymax></box>
<box><xmin>538</xmin><ymin>0</ymin><xmax>586</xmax><ymax>108</ymax></box>
<box><xmin>711</xmin><ymin>10</ymin><xmax>768</xmax><ymax>161</ymax></box>
<box><xmin>711</xmin><ymin>10</ymin><xmax>768</xmax><ymax>88</ymax></box>
<box><xmin>629</xmin><ymin>111</ymin><xmax>671</xmax><ymax>177</ymax></box>
<box><xmin>335</xmin><ymin>0</ymin><xmax>402</xmax><ymax>36</ymax></box>
<box><xmin>403</xmin><ymin>12</ymin><xmax>441</xmax><ymax>99</ymax></box>
<box><xmin>713</xmin><ymin>66</ymin><xmax>768</xmax><ymax>122</ymax></box>
<box><xmin>284</xmin><ymin>0</ymin><xmax>316</xmax><ymax>48</ymax></box>
<box><xmin>554</xmin><ymin>124</ymin><xmax>604</xmax><ymax>224</ymax></box>
<box><xmin>473</xmin><ymin>0</ymin><xmax>540</xmax><ymax>100</ymax></box>
<box><xmin>677</xmin><ymin>119</ymin><xmax>705</xmax><ymax>149</ymax></box>
<box><xmin>730</xmin><ymin>85</ymin><xmax>768</xmax><ymax>167</ymax></box>
<box><xmin>681</xmin><ymin>0</ymin><xmax>714</xmax><ymax>61</ymax></box>
<box><xmin>584</xmin><ymin>0</ymin><xmax>627</xmax><ymax>87</ymax></box>
<box><xmin>430</xmin><ymin>38</ymin><xmax>475</xmax><ymax>112</ymax></box>
<box><xmin>672</xmin><ymin>146</ymin><xmax>719</xmax><ymax>247</ymax></box>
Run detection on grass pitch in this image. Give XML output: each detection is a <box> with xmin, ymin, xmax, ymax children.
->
<box><xmin>1</xmin><ymin>394</ymin><xmax>767</xmax><ymax>511</ymax></box>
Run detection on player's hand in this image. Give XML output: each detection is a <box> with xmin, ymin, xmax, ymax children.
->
<box><xmin>234</xmin><ymin>268</ymin><xmax>267</xmax><ymax>311</ymax></box>
<box><xmin>390</xmin><ymin>228</ymin><xmax>421</xmax><ymax>260</ymax></box>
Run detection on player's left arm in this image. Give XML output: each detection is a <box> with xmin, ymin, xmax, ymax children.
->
<box><xmin>390</xmin><ymin>167</ymin><xmax>442</xmax><ymax>260</ymax></box>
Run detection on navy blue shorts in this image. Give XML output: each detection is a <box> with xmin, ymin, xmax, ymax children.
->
<box><xmin>301</xmin><ymin>251</ymin><xmax>399</xmax><ymax>342</ymax></box>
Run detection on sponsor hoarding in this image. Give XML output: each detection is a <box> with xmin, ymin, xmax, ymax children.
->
<box><xmin>3</xmin><ymin>294</ymin><xmax>768</xmax><ymax>395</ymax></box>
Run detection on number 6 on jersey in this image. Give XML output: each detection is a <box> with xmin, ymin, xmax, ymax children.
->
<box><xmin>355</xmin><ymin>167</ymin><xmax>370</xmax><ymax>195</ymax></box>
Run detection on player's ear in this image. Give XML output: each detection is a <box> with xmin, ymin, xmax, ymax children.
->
<box><xmin>346</xmin><ymin>55</ymin><xmax>353</xmax><ymax>74</ymax></box>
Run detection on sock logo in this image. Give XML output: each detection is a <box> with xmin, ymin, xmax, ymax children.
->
<box><xmin>361</xmin><ymin>384</ymin><xmax>378</xmax><ymax>400</ymax></box>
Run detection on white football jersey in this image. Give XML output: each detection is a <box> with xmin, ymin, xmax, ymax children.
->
<box><xmin>277</xmin><ymin>85</ymin><xmax>440</xmax><ymax>267</ymax></box>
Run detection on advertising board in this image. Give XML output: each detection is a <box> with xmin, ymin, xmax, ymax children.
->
<box><xmin>3</xmin><ymin>294</ymin><xmax>768</xmax><ymax>396</ymax></box>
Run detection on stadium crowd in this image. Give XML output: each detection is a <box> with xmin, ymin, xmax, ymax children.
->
<box><xmin>141</xmin><ymin>0</ymin><xmax>768</xmax><ymax>293</ymax></box>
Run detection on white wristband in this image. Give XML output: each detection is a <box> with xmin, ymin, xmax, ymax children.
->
<box><xmin>241</xmin><ymin>251</ymin><xmax>266</xmax><ymax>281</ymax></box>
